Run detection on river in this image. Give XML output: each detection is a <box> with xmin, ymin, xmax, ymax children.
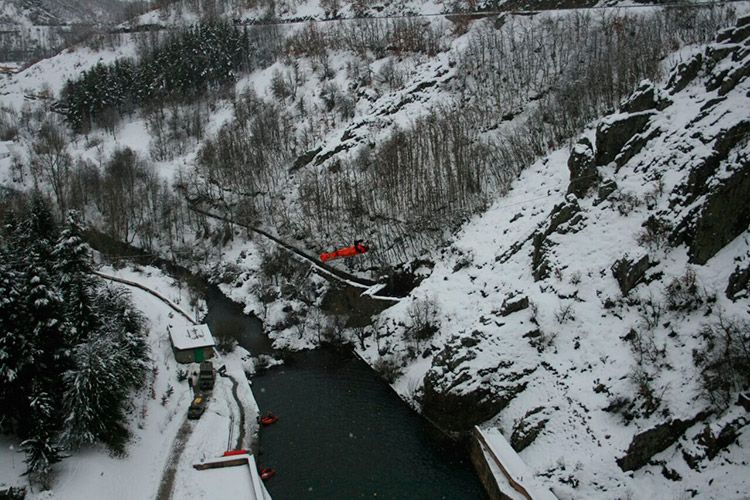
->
<box><xmin>205</xmin><ymin>286</ymin><xmax>488</xmax><ymax>499</ymax></box>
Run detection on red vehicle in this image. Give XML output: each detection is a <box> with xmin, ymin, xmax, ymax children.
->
<box><xmin>320</xmin><ymin>240</ymin><xmax>369</xmax><ymax>262</ymax></box>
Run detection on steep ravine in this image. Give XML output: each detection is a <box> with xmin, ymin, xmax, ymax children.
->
<box><xmin>357</xmin><ymin>16</ymin><xmax>750</xmax><ymax>499</ymax></box>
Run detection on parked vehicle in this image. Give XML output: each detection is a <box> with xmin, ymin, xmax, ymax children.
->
<box><xmin>199</xmin><ymin>361</ymin><xmax>215</xmax><ymax>391</ymax></box>
<box><xmin>188</xmin><ymin>393</ymin><xmax>207</xmax><ymax>419</ymax></box>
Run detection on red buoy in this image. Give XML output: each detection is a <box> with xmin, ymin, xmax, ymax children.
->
<box><xmin>260</xmin><ymin>467</ymin><xmax>276</xmax><ymax>480</ymax></box>
<box><xmin>260</xmin><ymin>413</ymin><xmax>279</xmax><ymax>426</ymax></box>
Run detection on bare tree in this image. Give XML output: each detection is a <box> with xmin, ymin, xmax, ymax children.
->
<box><xmin>30</xmin><ymin>120</ymin><xmax>71</xmax><ymax>215</ymax></box>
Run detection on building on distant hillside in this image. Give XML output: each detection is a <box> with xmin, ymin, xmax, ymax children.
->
<box><xmin>168</xmin><ymin>323</ymin><xmax>215</xmax><ymax>364</ymax></box>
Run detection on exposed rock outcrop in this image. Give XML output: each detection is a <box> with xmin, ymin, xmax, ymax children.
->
<box><xmin>595</xmin><ymin>178</ymin><xmax>618</xmax><ymax>204</ymax></box>
<box><xmin>687</xmin><ymin>158</ymin><xmax>750</xmax><ymax>265</ymax></box>
<box><xmin>567</xmin><ymin>137</ymin><xmax>598</xmax><ymax>197</ymax></box>
<box><xmin>620</xmin><ymin>80</ymin><xmax>671</xmax><ymax>113</ymax></box>
<box><xmin>498</xmin><ymin>292</ymin><xmax>529</xmax><ymax>317</ymax></box>
<box><xmin>674</xmin><ymin>121</ymin><xmax>750</xmax><ymax>207</ymax></box>
<box><xmin>289</xmin><ymin>146</ymin><xmax>322</xmax><ymax>172</ymax></box>
<box><xmin>617</xmin><ymin>411</ymin><xmax>710</xmax><ymax>472</ymax></box>
<box><xmin>422</xmin><ymin>333</ymin><xmax>535</xmax><ymax>432</ymax></box>
<box><xmin>696</xmin><ymin>418</ymin><xmax>748</xmax><ymax>460</ymax></box>
<box><xmin>726</xmin><ymin>264</ymin><xmax>750</xmax><ymax>300</ymax></box>
<box><xmin>611</xmin><ymin>253</ymin><xmax>651</xmax><ymax>295</ymax></box>
<box><xmin>510</xmin><ymin>406</ymin><xmax>549</xmax><ymax>452</ymax></box>
<box><xmin>614</xmin><ymin>126</ymin><xmax>661</xmax><ymax>170</ymax></box>
<box><xmin>532</xmin><ymin>197</ymin><xmax>583</xmax><ymax>281</ymax></box>
<box><xmin>594</xmin><ymin>111</ymin><xmax>655</xmax><ymax>166</ymax></box>
<box><xmin>666</xmin><ymin>53</ymin><xmax>703</xmax><ymax>94</ymax></box>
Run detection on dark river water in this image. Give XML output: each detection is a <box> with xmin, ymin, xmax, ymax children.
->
<box><xmin>205</xmin><ymin>286</ymin><xmax>487</xmax><ymax>500</ymax></box>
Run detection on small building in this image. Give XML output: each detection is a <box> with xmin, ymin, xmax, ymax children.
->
<box><xmin>168</xmin><ymin>324</ymin><xmax>216</xmax><ymax>364</ymax></box>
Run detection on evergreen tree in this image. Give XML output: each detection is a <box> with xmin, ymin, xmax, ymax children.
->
<box><xmin>60</xmin><ymin>335</ymin><xmax>119</xmax><ymax>449</ymax></box>
<box><xmin>53</xmin><ymin>211</ymin><xmax>98</xmax><ymax>344</ymax></box>
<box><xmin>21</xmin><ymin>192</ymin><xmax>58</xmax><ymax>265</ymax></box>
<box><xmin>21</xmin><ymin>388</ymin><xmax>63</xmax><ymax>489</ymax></box>
<box><xmin>0</xmin><ymin>260</ymin><xmax>33</xmax><ymax>428</ymax></box>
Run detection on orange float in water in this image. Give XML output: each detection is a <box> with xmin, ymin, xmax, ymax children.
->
<box><xmin>260</xmin><ymin>467</ymin><xmax>276</xmax><ymax>480</ymax></box>
<box><xmin>260</xmin><ymin>414</ymin><xmax>278</xmax><ymax>426</ymax></box>
<box><xmin>320</xmin><ymin>241</ymin><xmax>369</xmax><ymax>262</ymax></box>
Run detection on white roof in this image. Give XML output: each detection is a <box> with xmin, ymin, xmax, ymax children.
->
<box><xmin>192</xmin><ymin>454</ymin><xmax>271</xmax><ymax>500</ymax></box>
<box><xmin>169</xmin><ymin>323</ymin><xmax>215</xmax><ymax>350</ymax></box>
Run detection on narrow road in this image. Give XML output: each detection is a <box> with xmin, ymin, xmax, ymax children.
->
<box><xmin>155</xmin><ymin>417</ymin><xmax>193</xmax><ymax>500</ymax></box>
<box><xmin>227</xmin><ymin>374</ymin><xmax>247</xmax><ymax>449</ymax></box>
<box><xmin>93</xmin><ymin>271</ymin><xmax>197</xmax><ymax>325</ymax></box>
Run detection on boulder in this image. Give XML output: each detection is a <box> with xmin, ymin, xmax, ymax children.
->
<box><xmin>620</xmin><ymin>80</ymin><xmax>671</xmax><ymax>113</ymax></box>
<box><xmin>567</xmin><ymin>137</ymin><xmax>599</xmax><ymax>197</ymax></box>
<box><xmin>498</xmin><ymin>293</ymin><xmax>529</xmax><ymax>316</ymax></box>
<box><xmin>510</xmin><ymin>406</ymin><xmax>549</xmax><ymax>452</ymax></box>
<box><xmin>595</xmin><ymin>111</ymin><xmax>655</xmax><ymax>166</ymax></box>
<box><xmin>611</xmin><ymin>254</ymin><xmax>651</xmax><ymax>295</ymax></box>
<box><xmin>726</xmin><ymin>264</ymin><xmax>750</xmax><ymax>300</ymax></box>
<box><xmin>617</xmin><ymin>411</ymin><xmax>710</xmax><ymax>472</ymax></box>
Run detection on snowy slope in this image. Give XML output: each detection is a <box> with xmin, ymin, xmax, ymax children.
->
<box><xmin>355</xmin><ymin>17</ymin><xmax>750</xmax><ymax>499</ymax></box>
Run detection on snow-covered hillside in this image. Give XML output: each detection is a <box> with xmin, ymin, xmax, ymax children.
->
<box><xmin>354</xmin><ymin>16</ymin><xmax>750</xmax><ymax>499</ymax></box>
<box><xmin>0</xmin><ymin>0</ymin><xmax>140</xmax><ymax>66</ymax></box>
<box><xmin>1</xmin><ymin>0</ymin><xmax>749</xmax><ymax>498</ymax></box>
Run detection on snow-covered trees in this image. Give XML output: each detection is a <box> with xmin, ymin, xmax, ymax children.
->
<box><xmin>0</xmin><ymin>196</ymin><xmax>149</xmax><ymax>485</ymax></box>
<box><xmin>21</xmin><ymin>389</ymin><xmax>63</xmax><ymax>489</ymax></box>
<box><xmin>60</xmin><ymin>21</ymin><xmax>260</xmax><ymax>133</ymax></box>
<box><xmin>52</xmin><ymin>211</ymin><xmax>97</xmax><ymax>344</ymax></box>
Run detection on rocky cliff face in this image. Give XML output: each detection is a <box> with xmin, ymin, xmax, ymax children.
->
<box><xmin>370</xmin><ymin>14</ymin><xmax>750</xmax><ymax>499</ymax></box>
